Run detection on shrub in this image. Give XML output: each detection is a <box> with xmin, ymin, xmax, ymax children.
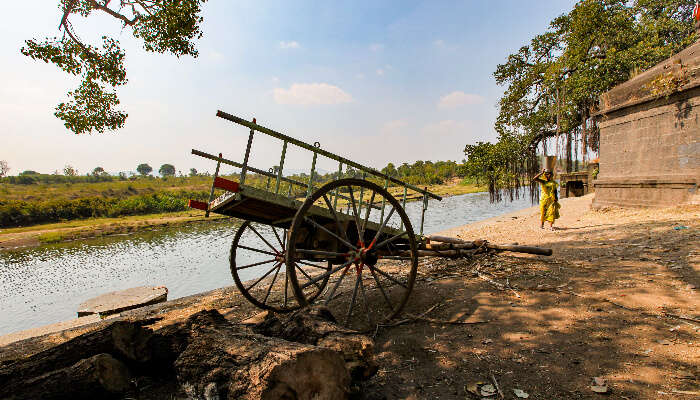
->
<box><xmin>0</xmin><ymin>190</ymin><xmax>209</xmax><ymax>228</ymax></box>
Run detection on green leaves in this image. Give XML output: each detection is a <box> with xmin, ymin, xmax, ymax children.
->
<box><xmin>133</xmin><ymin>0</ymin><xmax>206</xmax><ymax>57</ymax></box>
<box><xmin>482</xmin><ymin>0</ymin><xmax>697</xmax><ymax>202</ymax></box>
<box><xmin>55</xmin><ymin>79</ymin><xmax>127</xmax><ymax>134</ymax></box>
<box><xmin>23</xmin><ymin>0</ymin><xmax>207</xmax><ymax>134</ymax></box>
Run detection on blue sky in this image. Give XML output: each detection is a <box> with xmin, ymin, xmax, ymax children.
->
<box><xmin>1</xmin><ymin>1</ymin><xmax>576</xmax><ymax>176</ymax></box>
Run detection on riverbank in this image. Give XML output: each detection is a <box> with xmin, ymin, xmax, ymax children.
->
<box><xmin>0</xmin><ymin>211</ymin><xmax>230</xmax><ymax>250</ymax></box>
<box><xmin>2</xmin><ymin>194</ymin><xmax>697</xmax><ymax>398</ymax></box>
<box><xmin>0</xmin><ymin>181</ymin><xmax>485</xmax><ymax>250</ymax></box>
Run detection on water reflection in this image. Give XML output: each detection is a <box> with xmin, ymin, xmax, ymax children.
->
<box><xmin>0</xmin><ymin>190</ymin><xmax>532</xmax><ymax>336</ymax></box>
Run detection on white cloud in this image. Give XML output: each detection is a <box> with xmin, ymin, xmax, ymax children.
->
<box><xmin>437</xmin><ymin>91</ymin><xmax>484</xmax><ymax>108</ymax></box>
<box><xmin>422</xmin><ymin>120</ymin><xmax>469</xmax><ymax>136</ymax></box>
<box><xmin>376</xmin><ymin>69</ymin><xmax>384</xmax><ymax>76</ymax></box>
<box><xmin>279</xmin><ymin>41</ymin><xmax>300</xmax><ymax>49</ymax></box>
<box><xmin>271</xmin><ymin>76</ymin><xmax>279</xmax><ymax>83</ymax></box>
<box><xmin>273</xmin><ymin>83</ymin><xmax>353</xmax><ymax>105</ymax></box>
<box><xmin>433</xmin><ymin>39</ymin><xmax>445</xmax><ymax>47</ymax></box>
<box><xmin>209</xmin><ymin>50</ymin><xmax>224</xmax><ymax>61</ymax></box>
<box><xmin>369</xmin><ymin>43</ymin><xmax>384</xmax><ymax>52</ymax></box>
<box><xmin>380</xmin><ymin>120</ymin><xmax>408</xmax><ymax>135</ymax></box>
<box><xmin>356</xmin><ymin>73</ymin><xmax>365</xmax><ymax>79</ymax></box>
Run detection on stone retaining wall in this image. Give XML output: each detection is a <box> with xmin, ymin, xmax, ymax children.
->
<box><xmin>593</xmin><ymin>43</ymin><xmax>700</xmax><ymax>208</ymax></box>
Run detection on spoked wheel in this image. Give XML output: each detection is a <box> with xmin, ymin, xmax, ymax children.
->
<box><xmin>286</xmin><ymin>178</ymin><xmax>418</xmax><ymax>331</ymax></box>
<box><xmin>230</xmin><ymin>221</ymin><xmax>331</xmax><ymax>312</ymax></box>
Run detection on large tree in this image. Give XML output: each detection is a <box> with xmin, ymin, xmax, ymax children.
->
<box><xmin>22</xmin><ymin>0</ymin><xmax>207</xmax><ymax>134</ymax></box>
<box><xmin>136</xmin><ymin>163</ymin><xmax>153</xmax><ymax>176</ymax></box>
<box><xmin>466</xmin><ymin>0</ymin><xmax>696</xmax><ymax>202</ymax></box>
<box><xmin>159</xmin><ymin>163</ymin><xmax>176</xmax><ymax>177</ymax></box>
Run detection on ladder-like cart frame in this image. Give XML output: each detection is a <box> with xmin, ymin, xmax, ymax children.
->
<box><xmin>189</xmin><ymin>110</ymin><xmax>551</xmax><ymax>330</ymax></box>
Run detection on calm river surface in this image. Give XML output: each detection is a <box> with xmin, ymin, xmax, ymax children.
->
<box><xmin>0</xmin><ymin>190</ymin><xmax>533</xmax><ymax>336</ymax></box>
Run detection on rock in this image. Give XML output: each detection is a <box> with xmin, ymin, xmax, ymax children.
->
<box><xmin>590</xmin><ymin>376</ymin><xmax>609</xmax><ymax>394</ymax></box>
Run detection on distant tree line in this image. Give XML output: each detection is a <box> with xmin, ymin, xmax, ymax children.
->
<box><xmin>0</xmin><ymin>162</ymin><xmax>197</xmax><ymax>184</ymax></box>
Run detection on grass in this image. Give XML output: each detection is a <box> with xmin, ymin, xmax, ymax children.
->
<box><xmin>1</xmin><ymin>175</ymin><xmax>214</xmax><ymax>202</ymax></box>
<box><xmin>0</xmin><ymin>173</ymin><xmax>485</xmax><ymax>233</ymax></box>
<box><xmin>37</xmin><ymin>232</ymin><xmax>64</xmax><ymax>244</ymax></box>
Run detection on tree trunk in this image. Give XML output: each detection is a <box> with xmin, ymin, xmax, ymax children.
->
<box><xmin>166</xmin><ymin>309</ymin><xmax>351</xmax><ymax>400</ymax></box>
<box><xmin>0</xmin><ymin>320</ymin><xmax>153</xmax><ymax>392</ymax></box>
<box><xmin>1</xmin><ymin>308</ymin><xmax>370</xmax><ymax>400</ymax></box>
<box><xmin>6</xmin><ymin>353</ymin><xmax>132</xmax><ymax>400</ymax></box>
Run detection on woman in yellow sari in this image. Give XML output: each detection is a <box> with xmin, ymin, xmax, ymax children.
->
<box><xmin>532</xmin><ymin>168</ymin><xmax>560</xmax><ymax>230</ymax></box>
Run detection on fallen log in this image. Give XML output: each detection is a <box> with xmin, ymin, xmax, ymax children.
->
<box><xmin>0</xmin><ymin>319</ymin><xmax>153</xmax><ymax>393</ymax></box>
<box><xmin>427</xmin><ymin>235</ymin><xmax>552</xmax><ymax>256</ymax></box>
<box><xmin>169</xmin><ymin>309</ymin><xmax>350</xmax><ymax>400</ymax></box>
<box><xmin>13</xmin><ymin>354</ymin><xmax>132</xmax><ymax>400</ymax></box>
<box><xmin>248</xmin><ymin>307</ymin><xmax>378</xmax><ymax>381</ymax></box>
<box><xmin>1</xmin><ymin>308</ymin><xmax>372</xmax><ymax>400</ymax></box>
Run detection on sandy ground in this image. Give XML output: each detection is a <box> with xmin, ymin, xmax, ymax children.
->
<box><xmin>1</xmin><ymin>193</ymin><xmax>698</xmax><ymax>399</ymax></box>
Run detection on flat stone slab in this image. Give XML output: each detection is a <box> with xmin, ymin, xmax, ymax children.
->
<box><xmin>77</xmin><ymin>286</ymin><xmax>168</xmax><ymax>317</ymax></box>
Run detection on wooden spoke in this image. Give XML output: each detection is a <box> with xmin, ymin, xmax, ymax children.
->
<box><xmin>373</xmin><ymin>231</ymin><xmax>407</xmax><ymax>250</ymax></box>
<box><xmin>263</xmin><ymin>263</ymin><xmax>282</xmax><ymax>304</ymax></box>
<box><xmin>248</xmin><ymin>223</ymin><xmax>280</xmax><ymax>254</ymax></box>
<box><xmin>296</xmin><ymin>259</ymin><xmax>331</xmax><ymax>269</ymax></box>
<box><xmin>369</xmin><ymin>267</ymin><xmax>394</xmax><ymax>311</ymax></box>
<box><xmin>347</xmin><ymin>186</ymin><xmax>363</xmax><ymax>244</ymax></box>
<box><xmin>345</xmin><ymin>273</ymin><xmax>361</xmax><ymax>326</ymax></box>
<box><xmin>358</xmin><ymin>275</ymin><xmax>372</xmax><ymax>326</ymax></box>
<box><xmin>324</xmin><ymin>265</ymin><xmax>351</xmax><ymax>305</ymax></box>
<box><xmin>304</xmin><ymin>216</ymin><xmax>356</xmax><ymax>251</ymax></box>
<box><xmin>369</xmin><ymin>265</ymin><xmax>408</xmax><ymax>289</ymax></box>
<box><xmin>322</xmin><ymin>194</ymin><xmax>352</xmax><ymax>244</ymax></box>
<box><xmin>301</xmin><ymin>259</ymin><xmax>354</xmax><ymax>290</ymax></box>
<box><xmin>246</xmin><ymin>262</ymin><xmax>281</xmax><ymax>291</ymax></box>
<box><xmin>237</xmin><ymin>258</ymin><xmax>277</xmax><ymax>271</ymax></box>
<box><xmin>272</xmin><ymin>226</ymin><xmax>284</xmax><ymax>249</ymax></box>
<box><xmin>294</xmin><ymin>263</ymin><xmax>323</xmax><ymax>291</ymax></box>
<box><xmin>370</xmin><ymin>207</ymin><xmax>396</xmax><ymax>247</ymax></box>
<box><xmin>238</xmin><ymin>245</ymin><xmax>277</xmax><ymax>257</ymax></box>
<box><xmin>295</xmin><ymin>249</ymin><xmax>347</xmax><ymax>257</ymax></box>
<box><xmin>361</xmin><ymin>190</ymin><xmax>376</xmax><ymax>239</ymax></box>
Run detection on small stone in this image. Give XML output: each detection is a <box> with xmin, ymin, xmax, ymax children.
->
<box><xmin>591</xmin><ymin>377</ymin><xmax>608</xmax><ymax>394</ymax></box>
<box><xmin>480</xmin><ymin>383</ymin><xmax>497</xmax><ymax>397</ymax></box>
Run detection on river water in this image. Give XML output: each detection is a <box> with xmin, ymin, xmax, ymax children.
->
<box><xmin>0</xmin><ymin>190</ymin><xmax>533</xmax><ymax>336</ymax></box>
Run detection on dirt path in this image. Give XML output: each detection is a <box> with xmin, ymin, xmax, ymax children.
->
<box><xmin>1</xmin><ymin>194</ymin><xmax>698</xmax><ymax>399</ymax></box>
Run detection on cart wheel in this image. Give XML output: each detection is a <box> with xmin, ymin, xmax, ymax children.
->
<box><xmin>230</xmin><ymin>221</ymin><xmax>331</xmax><ymax>312</ymax></box>
<box><xmin>286</xmin><ymin>178</ymin><xmax>418</xmax><ymax>331</ymax></box>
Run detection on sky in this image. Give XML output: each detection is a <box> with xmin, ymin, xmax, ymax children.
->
<box><xmin>1</xmin><ymin>1</ymin><xmax>577</xmax><ymax>176</ymax></box>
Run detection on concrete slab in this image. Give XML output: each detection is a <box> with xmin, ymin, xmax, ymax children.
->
<box><xmin>77</xmin><ymin>286</ymin><xmax>168</xmax><ymax>317</ymax></box>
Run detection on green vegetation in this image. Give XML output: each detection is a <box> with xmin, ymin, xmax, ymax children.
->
<box><xmin>37</xmin><ymin>232</ymin><xmax>64</xmax><ymax>244</ymax></box>
<box><xmin>159</xmin><ymin>164</ymin><xmax>176</xmax><ymax>177</ymax></box>
<box><xmin>464</xmin><ymin>0</ymin><xmax>696</xmax><ymax>199</ymax></box>
<box><xmin>22</xmin><ymin>0</ymin><xmax>207</xmax><ymax>134</ymax></box>
<box><xmin>0</xmin><ymin>190</ymin><xmax>209</xmax><ymax>228</ymax></box>
<box><xmin>0</xmin><ymin>159</ymin><xmax>476</xmax><ymax>229</ymax></box>
<box><xmin>137</xmin><ymin>163</ymin><xmax>153</xmax><ymax>176</ymax></box>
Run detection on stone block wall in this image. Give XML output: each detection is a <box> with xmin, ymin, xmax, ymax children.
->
<box><xmin>593</xmin><ymin>87</ymin><xmax>700</xmax><ymax>208</ymax></box>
